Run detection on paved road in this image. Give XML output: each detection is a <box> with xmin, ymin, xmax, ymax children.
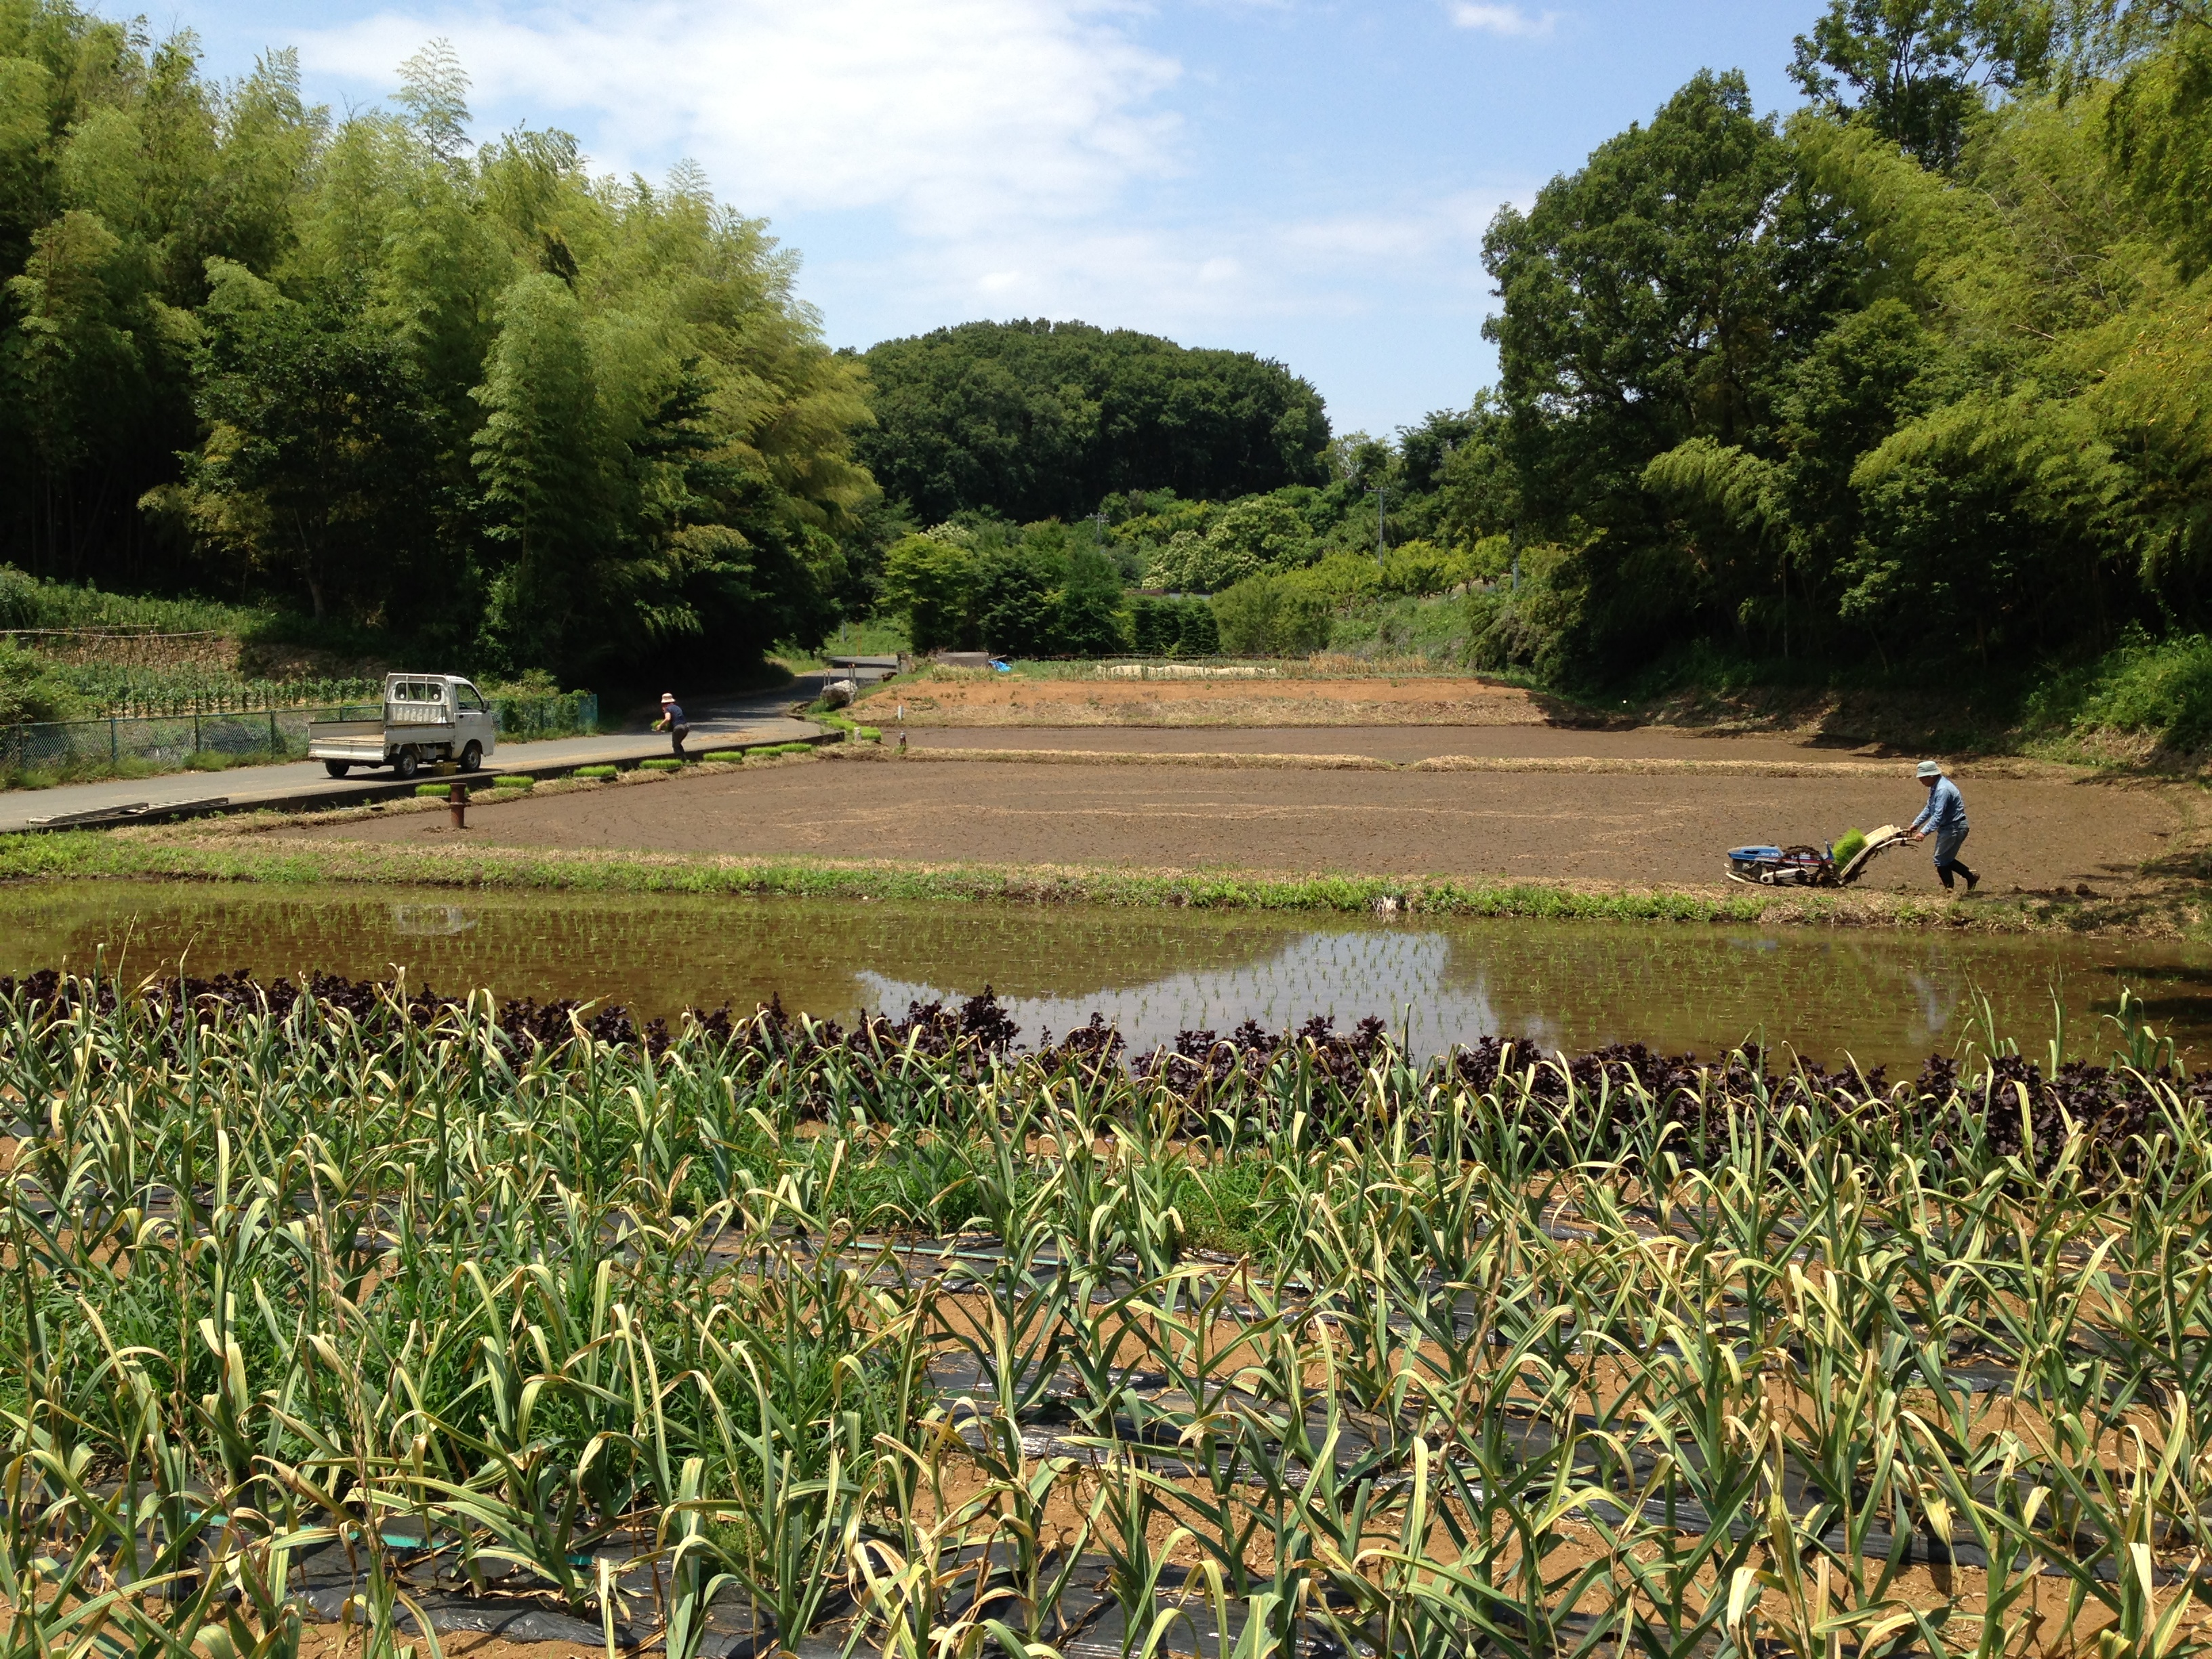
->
<box><xmin>0</xmin><ymin>684</ymin><xmax>827</xmax><ymax>834</ymax></box>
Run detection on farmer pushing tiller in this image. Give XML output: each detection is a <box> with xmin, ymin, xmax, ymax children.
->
<box><xmin>1908</xmin><ymin>758</ymin><xmax>1980</xmax><ymax>893</ymax></box>
<box><xmin>1725</xmin><ymin>758</ymin><xmax>1983</xmax><ymax>892</ymax></box>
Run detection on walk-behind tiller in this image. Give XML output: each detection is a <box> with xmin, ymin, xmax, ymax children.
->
<box><xmin>1725</xmin><ymin>823</ymin><xmax>1909</xmax><ymax>888</ymax></box>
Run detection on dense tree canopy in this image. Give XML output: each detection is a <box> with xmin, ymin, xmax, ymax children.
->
<box><xmin>1788</xmin><ymin>0</ymin><xmax>2053</xmax><ymax>169</ymax></box>
<box><xmin>853</xmin><ymin>319</ymin><xmax>1330</xmax><ymax>525</ymax></box>
<box><xmin>1436</xmin><ymin>5</ymin><xmax>2212</xmax><ymax>686</ymax></box>
<box><xmin>0</xmin><ymin>10</ymin><xmax>873</xmax><ymax>683</ymax></box>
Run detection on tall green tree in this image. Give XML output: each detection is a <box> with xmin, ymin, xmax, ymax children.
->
<box><xmin>1789</xmin><ymin>1</ymin><xmax>2054</xmax><ymax>169</ymax></box>
<box><xmin>181</xmin><ymin>260</ymin><xmax>438</xmax><ymax>621</ymax></box>
<box><xmin>470</xmin><ymin>270</ymin><xmax>615</xmax><ymax>672</ymax></box>
<box><xmin>1482</xmin><ymin>69</ymin><xmax>1864</xmax><ymax>672</ymax></box>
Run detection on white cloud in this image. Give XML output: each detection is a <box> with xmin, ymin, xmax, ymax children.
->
<box><xmin>289</xmin><ymin>0</ymin><xmax>1525</xmax><ymax>428</ymax></box>
<box><xmin>1448</xmin><ymin>3</ymin><xmax>1558</xmax><ymax>38</ymax></box>
<box><xmin>298</xmin><ymin>0</ymin><xmax>1185</xmax><ymax>237</ymax></box>
<box><xmin>822</xmin><ymin>190</ymin><xmax>1502</xmax><ymax>343</ymax></box>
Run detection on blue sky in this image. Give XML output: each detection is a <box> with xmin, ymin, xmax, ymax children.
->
<box><xmin>182</xmin><ymin>0</ymin><xmax>1815</xmax><ymax>438</ymax></box>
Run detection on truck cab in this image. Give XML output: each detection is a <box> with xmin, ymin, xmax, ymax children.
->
<box><xmin>307</xmin><ymin>674</ymin><xmax>499</xmax><ymax>779</ymax></box>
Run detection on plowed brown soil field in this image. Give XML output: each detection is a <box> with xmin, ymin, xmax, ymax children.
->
<box><xmin>286</xmin><ymin>742</ymin><xmax>2184</xmax><ymax>897</ymax></box>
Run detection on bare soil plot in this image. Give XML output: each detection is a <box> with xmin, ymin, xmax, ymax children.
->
<box><xmin>903</xmin><ymin>724</ymin><xmax>1876</xmax><ymax>764</ymax></box>
<box><xmin>880</xmin><ymin>674</ymin><xmax>1563</xmax><ymax>726</ymax></box>
<box><xmin>286</xmin><ymin>755</ymin><xmax>2183</xmax><ymax>896</ymax></box>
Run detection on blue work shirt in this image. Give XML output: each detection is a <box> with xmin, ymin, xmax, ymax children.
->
<box><xmin>1910</xmin><ymin>777</ymin><xmax>1967</xmax><ymax>838</ymax></box>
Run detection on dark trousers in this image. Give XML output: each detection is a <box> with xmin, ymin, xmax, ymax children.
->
<box><xmin>1933</xmin><ymin>827</ymin><xmax>1975</xmax><ymax>890</ymax></box>
<box><xmin>670</xmin><ymin>725</ymin><xmax>689</xmax><ymax>758</ymax></box>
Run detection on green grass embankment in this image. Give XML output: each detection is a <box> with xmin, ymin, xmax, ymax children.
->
<box><xmin>0</xmin><ymin>827</ymin><xmax>2184</xmax><ymax>936</ymax></box>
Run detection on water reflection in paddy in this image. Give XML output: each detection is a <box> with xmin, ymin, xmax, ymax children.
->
<box><xmin>1</xmin><ymin>880</ymin><xmax>2205</xmax><ymax>1068</ymax></box>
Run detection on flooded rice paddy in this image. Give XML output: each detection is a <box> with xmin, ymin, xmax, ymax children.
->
<box><xmin>1</xmin><ymin>879</ymin><xmax>2206</xmax><ymax>1067</ymax></box>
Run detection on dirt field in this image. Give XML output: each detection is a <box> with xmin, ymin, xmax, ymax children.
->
<box><xmin>880</xmin><ymin>674</ymin><xmax>1565</xmax><ymax>726</ymax></box>
<box><xmin>907</xmin><ymin>724</ymin><xmax>1893</xmax><ymax>764</ymax></box>
<box><xmin>288</xmin><ymin>750</ymin><xmax>2185</xmax><ymax>895</ymax></box>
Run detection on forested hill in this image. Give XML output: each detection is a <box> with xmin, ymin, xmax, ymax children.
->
<box><xmin>853</xmin><ymin>321</ymin><xmax>1330</xmax><ymax>525</ymax></box>
<box><xmin>0</xmin><ymin>14</ymin><xmax>872</xmax><ymax>684</ymax></box>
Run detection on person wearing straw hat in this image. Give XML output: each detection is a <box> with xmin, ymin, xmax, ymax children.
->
<box><xmin>653</xmin><ymin>692</ymin><xmax>689</xmax><ymax>760</ymax></box>
<box><xmin>1908</xmin><ymin>760</ymin><xmax>1978</xmax><ymax>894</ymax></box>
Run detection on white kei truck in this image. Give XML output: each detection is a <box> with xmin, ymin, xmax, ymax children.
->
<box><xmin>306</xmin><ymin>674</ymin><xmax>498</xmax><ymax>780</ymax></box>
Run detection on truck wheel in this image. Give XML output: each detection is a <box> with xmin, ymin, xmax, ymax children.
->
<box><xmin>394</xmin><ymin>747</ymin><xmax>419</xmax><ymax>780</ymax></box>
<box><xmin>460</xmin><ymin>741</ymin><xmax>483</xmax><ymax>773</ymax></box>
<box><xmin>324</xmin><ymin>760</ymin><xmax>351</xmax><ymax>779</ymax></box>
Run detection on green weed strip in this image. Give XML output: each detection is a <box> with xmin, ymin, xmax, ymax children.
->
<box><xmin>2</xmin><ymin>969</ymin><xmax>2210</xmax><ymax>1656</ymax></box>
<box><xmin>0</xmin><ymin>827</ymin><xmax>2178</xmax><ymax>937</ymax></box>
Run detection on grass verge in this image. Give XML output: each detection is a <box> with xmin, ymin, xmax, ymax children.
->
<box><xmin>0</xmin><ymin>828</ymin><xmax>2186</xmax><ymax>935</ymax></box>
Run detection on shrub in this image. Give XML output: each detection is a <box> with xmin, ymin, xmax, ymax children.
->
<box><xmin>1207</xmin><ymin>495</ymin><xmax>1313</xmax><ymax>573</ymax></box>
<box><xmin>1465</xmin><ymin>541</ymin><xmax>1583</xmax><ymax>680</ymax></box>
<box><xmin>1295</xmin><ymin>552</ymin><xmax>1385</xmax><ymax>609</ymax></box>
<box><xmin>1178</xmin><ymin>600</ymin><xmax>1219</xmax><ymax>655</ymax></box>
<box><xmin>574</xmin><ymin>764</ymin><xmax>618</xmax><ymax>779</ymax></box>
<box><xmin>0</xmin><ymin>562</ymin><xmax>258</xmax><ymax>634</ymax></box>
<box><xmin>1143</xmin><ymin>518</ymin><xmax>1284</xmax><ymax>595</ymax></box>
<box><xmin>1211</xmin><ymin>574</ymin><xmax>1332</xmax><ymax>655</ymax></box>
<box><xmin>1378</xmin><ymin>540</ymin><xmax>1463</xmax><ymax>597</ymax></box>
<box><xmin>0</xmin><ymin>640</ymin><xmax>79</xmax><ymax>724</ymax></box>
<box><xmin>1128</xmin><ymin>594</ymin><xmax>1218</xmax><ymax>656</ymax></box>
<box><xmin>881</xmin><ymin>533</ymin><xmax>981</xmax><ymax>655</ymax></box>
<box><xmin>2030</xmin><ymin>631</ymin><xmax>2212</xmax><ymax>753</ymax></box>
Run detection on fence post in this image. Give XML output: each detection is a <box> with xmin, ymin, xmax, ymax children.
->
<box><xmin>110</xmin><ymin>716</ymin><xmax>118</xmax><ymax>764</ymax></box>
<box><xmin>268</xmin><ymin>709</ymin><xmax>278</xmax><ymax>755</ymax></box>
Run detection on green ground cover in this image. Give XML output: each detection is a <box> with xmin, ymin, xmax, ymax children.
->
<box><xmin>0</xmin><ymin>829</ymin><xmax>2177</xmax><ymax>936</ymax></box>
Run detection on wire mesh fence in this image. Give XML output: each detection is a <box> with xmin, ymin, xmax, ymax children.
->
<box><xmin>1</xmin><ymin>691</ymin><xmax>598</xmax><ymax>775</ymax></box>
